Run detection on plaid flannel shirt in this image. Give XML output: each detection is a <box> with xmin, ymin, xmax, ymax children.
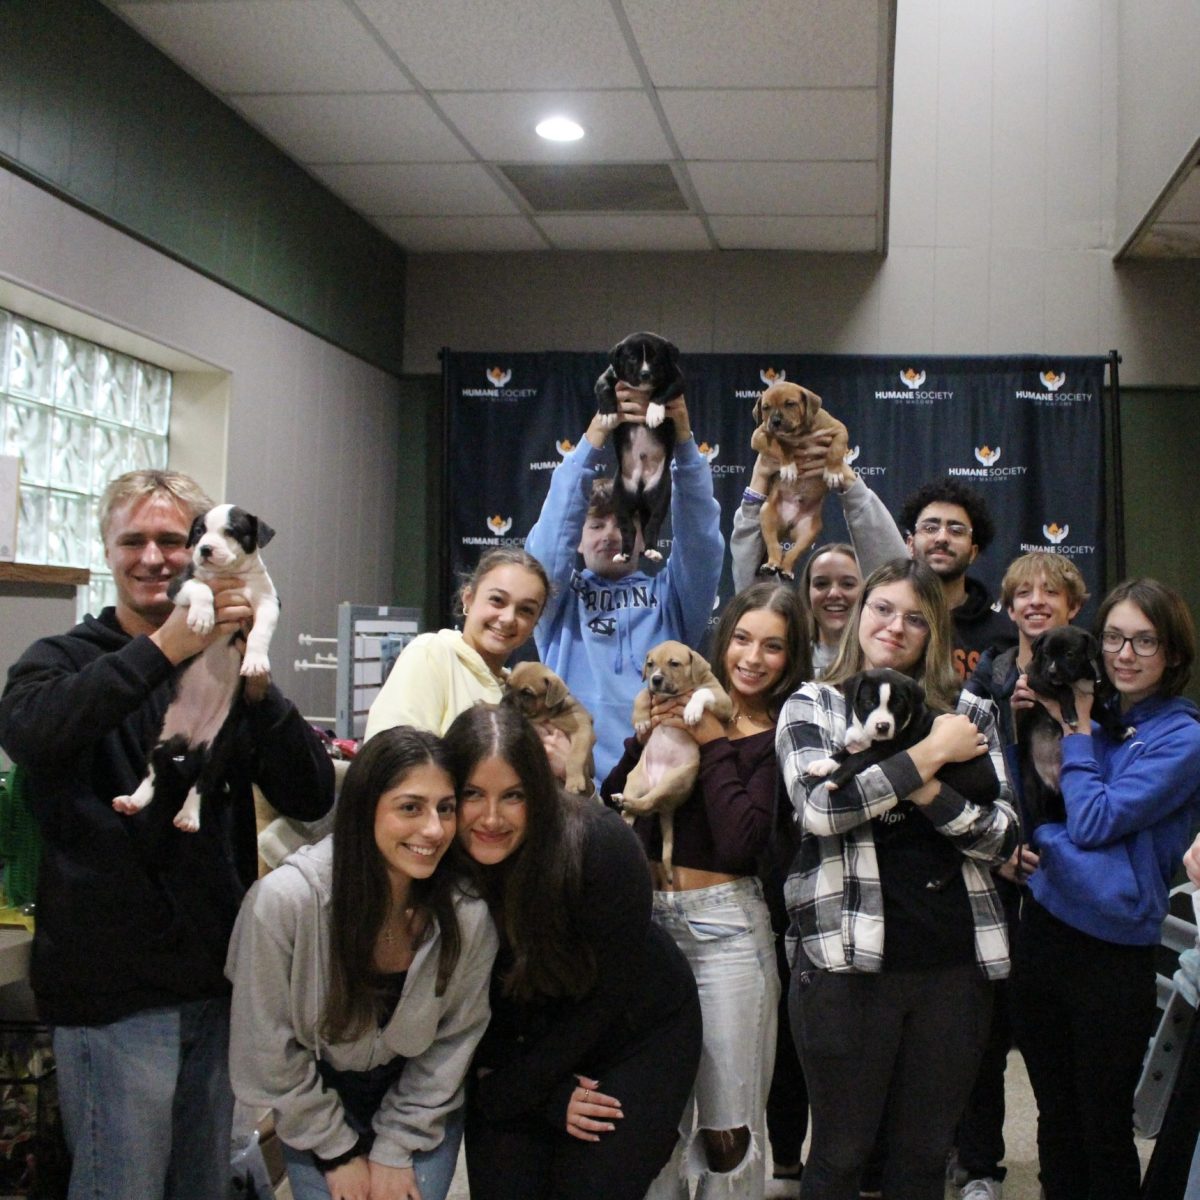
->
<box><xmin>777</xmin><ymin>682</ymin><xmax>1018</xmax><ymax>980</ymax></box>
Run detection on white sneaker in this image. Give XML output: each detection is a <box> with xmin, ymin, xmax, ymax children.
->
<box><xmin>961</xmin><ymin>1178</ymin><xmax>1003</xmax><ymax>1200</ymax></box>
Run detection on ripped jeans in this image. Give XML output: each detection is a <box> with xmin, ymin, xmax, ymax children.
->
<box><xmin>645</xmin><ymin>877</ymin><xmax>779</xmax><ymax>1200</ymax></box>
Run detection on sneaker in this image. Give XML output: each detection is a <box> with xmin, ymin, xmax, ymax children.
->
<box><xmin>961</xmin><ymin>1178</ymin><xmax>1003</xmax><ymax>1200</ymax></box>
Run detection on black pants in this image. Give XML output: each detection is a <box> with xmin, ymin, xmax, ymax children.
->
<box><xmin>789</xmin><ymin>955</ymin><xmax>991</xmax><ymax>1200</ymax></box>
<box><xmin>766</xmin><ymin>921</ymin><xmax>809</xmax><ymax>1169</ymax></box>
<box><xmin>463</xmin><ymin>992</ymin><xmax>702</xmax><ymax>1200</ymax></box>
<box><xmin>1009</xmin><ymin>898</ymin><xmax>1157</xmax><ymax>1200</ymax></box>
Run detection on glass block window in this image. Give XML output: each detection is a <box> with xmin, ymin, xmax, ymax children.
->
<box><xmin>0</xmin><ymin>306</ymin><xmax>172</xmax><ymax>618</ymax></box>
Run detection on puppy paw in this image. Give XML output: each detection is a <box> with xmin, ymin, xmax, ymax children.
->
<box><xmin>187</xmin><ymin>605</ymin><xmax>216</xmax><ymax>635</ymax></box>
<box><xmin>618</xmin><ymin>794</ymin><xmax>654</xmax><ymax>815</ymax></box>
<box><xmin>566</xmin><ymin>773</ymin><xmax>589</xmax><ymax>795</ymax></box>
<box><xmin>645</xmin><ymin>401</ymin><xmax>666</xmax><ymax>429</ymax></box>
<box><xmin>643</xmin><ymin>548</ymin><xmax>662</xmax><ymax>562</ymax></box>
<box><xmin>611</xmin><ymin>551</ymin><xmax>629</xmax><ymax>564</ymax></box>
<box><xmin>112</xmin><ymin>794</ymin><xmax>142</xmax><ymax>815</ymax></box>
<box><xmin>823</xmin><ymin>469</ymin><xmax>845</xmax><ymax>490</ymax></box>
<box><xmin>595</xmin><ymin>412</ymin><xmax>620</xmax><ymax>431</ymax></box>
<box><xmin>780</xmin><ymin>569</ymin><xmax>795</xmax><ymax>581</ymax></box>
<box><xmin>240</xmin><ymin>652</ymin><xmax>271</xmax><ymax>678</ymax></box>
<box><xmin>805</xmin><ymin>758</ymin><xmax>838</xmax><ymax>779</ymax></box>
<box><xmin>683</xmin><ymin>688</ymin><xmax>714</xmax><ymax>726</ymax></box>
<box><xmin>173</xmin><ymin>809</ymin><xmax>201</xmax><ymax>833</ymax></box>
<box><xmin>757</xmin><ymin>562</ymin><xmax>780</xmax><ymax>576</ymax></box>
<box><xmin>634</xmin><ymin>720</ymin><xmax>652</xmax><ymax>738</ymax></box>
<box><xmin>779</xmin><ymin>462</ymin><xmax>799</xmax><ymax>484</ymax></box>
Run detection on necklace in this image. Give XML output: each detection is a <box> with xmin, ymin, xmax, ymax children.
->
<box><xmin>729</xmin><ymin>705</ymin><xmax>772</xmax><ymax>731</ymax></box>
<box><xmin>381</xmin><ymin>905</ymin><xmax>415</xmax><ymax>946</ymax></box>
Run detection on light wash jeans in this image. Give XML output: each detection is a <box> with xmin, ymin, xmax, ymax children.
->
<box><xmin>646</xmin><ymin>877</ymin><xmax>779</xmax><ymax>1200</ymax></box>
<box><xmin>53</xmin><ymin>997</ymin><xmax>234</xmax><ymax>1200</ymax></box>
<box><xmin>282</xmin><ymin>1105</ymin><xmax>464</xmax><ymax>1200</ymax></box>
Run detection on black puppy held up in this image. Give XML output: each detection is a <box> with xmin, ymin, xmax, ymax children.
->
<box><xmin>594</xmin><ymin>332</ymin><xmax>685</xmax><ymax>565</ymax></box>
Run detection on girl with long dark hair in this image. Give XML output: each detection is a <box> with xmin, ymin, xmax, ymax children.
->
<box><xmin>227</xmin><ymin>727</ymin><xmax>498</xmax><ymax>1200</ymax></box>
<box><xmin>444</xmin><ymin>703</ymin><xmax>702</xmax><ymax>1200</ymax></box>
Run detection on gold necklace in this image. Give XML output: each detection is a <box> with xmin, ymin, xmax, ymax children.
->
<box><xmin>381</xmin><ymin>905</ymin><xmax>414</xmax><ymax>946</ymax></box>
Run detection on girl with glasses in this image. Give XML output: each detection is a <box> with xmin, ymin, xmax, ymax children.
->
<box><xmin>776</xmin><ymin>558</ymin><xmax>1018</xmax><ymax>1200</ymax></box>
<box><xmin>1010</xmin><ymin>578</ymin><xmax>1200</xmax><ymax>1200</ymax></box>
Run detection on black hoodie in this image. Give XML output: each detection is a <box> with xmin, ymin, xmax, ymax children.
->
<box><xmin>951</xmin><ymin>575</ymin><xmax>1017</xmax><ymax>682</ymax></box>
<box><xmin>0</xmin><ymin>609</ymin><xmax>333</xmax><ymax>1025</ymax></box>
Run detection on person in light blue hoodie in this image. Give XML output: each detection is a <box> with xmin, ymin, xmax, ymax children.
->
<box><xmin>523</xmin><ymin>383</ymin><xmax>722</xmax><ymax>780</ymax></box>
<box><xmin>1010</xmin><ymin>577</ymin><xmax>1200</xmax><ymax>1200</ymax></box>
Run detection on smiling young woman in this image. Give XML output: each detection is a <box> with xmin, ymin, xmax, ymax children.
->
<box><xmin>226</xmin><ymin>727</ymin><xmax>498</xmax><ymax>1200</ymax></box>
<box><xmin>776</xmin><ymin>559</ymin><xmax>1017</xmax><ymax>1199</ymax></box>
<box><xmin>445</xmin><ymin>704</ymin><xmax>702</xmax><ymax>1200</ymax></box>
<box><xmin>1011</xmin><ymin>578</ymin><xmax>1200</xmax><ymax>1200</ymax></box>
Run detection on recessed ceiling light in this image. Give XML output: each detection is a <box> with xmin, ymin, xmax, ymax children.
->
<box><xmin>535</xmin><ymin>116</ymin><xmax>585</xmax><ymax>142</ymax></box>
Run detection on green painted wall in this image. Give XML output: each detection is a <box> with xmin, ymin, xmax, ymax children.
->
<box><xmin>0</xmin><ymin>0</ymin><xmax>405</xmax><ymax>375</ymax></box>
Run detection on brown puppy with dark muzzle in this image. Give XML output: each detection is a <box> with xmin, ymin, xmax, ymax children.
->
<box><xmin>503</xmin><ymin>662</ymin><xmax>597</xmax><ymax>796</ymax></box>
<box><xmin>750</xmin><ymin>382</ymin><xmax>854</xmax><ymax>580</ymax></box>
<box><xmin>611</xmin><ymin>641</ymin><xmax>733</xmax><ymax>883</ymax></box>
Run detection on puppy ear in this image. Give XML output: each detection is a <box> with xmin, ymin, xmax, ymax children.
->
<box><xmin>255</xmin><ymin>518</ymin><xmax>276</xmax><ymax>549</ymax></box>
<box><xmin>665</xmin><ymin>339</ymin><xmax>680</xmax><ymax>365</ymax></box>
<box><xmin>753</xmin><ymin>397</ymin><xmax>763</xmax><ymax>425</ymax></box>
<box><xmin>844</xmin><ymin>672</ymin><xmax>864</xmax><ymax>713</ymax></box>
<box><xmin>543</xmin><ymin>673</ymin><xmax>568</xmax><ymax>710</ymax></box>
<box><xmin>689</xmin><ymin>649</ymin><xmax>711</xmax><ymax>688</ymax></box>
<box><xmin>186</xmin><ymin>514</ymin><xmax>206</xmax><ymax>548</ymax></box>
<box><xmin>806</xmin><ymin>388</ymin><xmax>824</xmax><ymax>414</ymax></box>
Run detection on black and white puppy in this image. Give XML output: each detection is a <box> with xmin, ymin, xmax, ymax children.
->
<box><xmin>113</xmin><ymin>504</ymin><xmax>279</xmax><ymax>832</ymax></box>
<box><xmin>1018</xmin><ymin>625</ymin><xmax>1131</xmax><ymax>827</ymax></box>
<box><xmin>594</xmin><ymin>332</ymin><xmax>685</xmax><ymax>565</ymax></box>
<box><xmin>806</xmin><ymin>668</ymin><xmax>999</xmax><ymax>802</ymax></box>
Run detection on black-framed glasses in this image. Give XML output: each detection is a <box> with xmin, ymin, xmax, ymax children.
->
<box><xmin>914</xmin><ymin>518</ymin><xmax>972</xmax><ymax>539</ymax></box>
<box><xmin>864</xmin><ymin>598</ymin><xmax>930</xmax><ymax>635</ymax></box>
<box><xmin>1100</xmin><ymin>630</ymin><xmax>1161</xmax><ymax>657</ymax></box>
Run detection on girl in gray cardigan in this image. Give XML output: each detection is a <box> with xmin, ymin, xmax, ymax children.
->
<box><xmin>227</xmin><ymin>728</ymin><xmax>498</xmax><ymax>1200</ymax></box>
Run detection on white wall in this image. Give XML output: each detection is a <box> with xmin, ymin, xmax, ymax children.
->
<box><xmin>1116</xmin><ymin>0</ymin><xmax>1200</xmax><ymax>251</ymax></box>
<box><xmin>0</xmin><ymin>167</ymin><xmax>403</xmax><ymax>721</ymax></box>
<box><xmin>403</xmin><ymin>0</ymin><xmax>1200</xmax><ymax>388</ymax></box>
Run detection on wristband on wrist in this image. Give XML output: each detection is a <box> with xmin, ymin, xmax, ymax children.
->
<box><xmin>742</xmin><ymin>487</ymin><xmax>768</xmax><ymax>505</ymax></box>
<box><xmin>313</xmin><ymin>1137</ymin><xmax>367</xmax><ymax>1173</ymax></box>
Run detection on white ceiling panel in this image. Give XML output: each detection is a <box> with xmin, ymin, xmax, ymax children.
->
<box><xmin>710</xmin><ymin>215</ymin><xmax>878</xmax><ymax>251</ymax></box>
<box><xmin>113</xmin><ymin>1</ymin><xmax>407</xmax><ymax>93</ymax></box>
<box><xmin>374</xmin><ymin>216</ymin><xmax>548</xmax><ymax>252</ymax></box>
<box><xmin>625</xmin><ymin>0</ymin><xmax>880</xmax><ymax>89</ymax></box>
<box><xmin>231</xmin><ymin>93</ymin><xmax>470</xmax><ymax>164</ymax></box>
<box><xmin>354</xmin><ymin>0</ymin><xmax>641</xmax><ymax>90</ymax></box>
<box><xmin>690</xmin><ymin>161</ymin><xmax>879</xmax><ymax>216</ymax></box>
<box><xmin>537</xmin><ymin>215</ymin><xmax>712</xmax><ymax>251</ymax></box>
<box><xmin>309</xmin><ymin>164</ymin><xmax>519</xmax><ymax>216</ymax></box>
<box><xmin>435</xmin><ymin>91</ymin><xmax>673</xmax><ymax>163</ymax></box>
<box><xmin>661</xmin><ymin>89</ymin><xmax>879</xmax><ymax>161</ymax></box>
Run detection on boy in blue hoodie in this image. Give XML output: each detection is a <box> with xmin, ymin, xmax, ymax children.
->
<box><xmin>524</xmin><ymin>384</ymin><xmax>723</xmax><ymax>780</ymax></box>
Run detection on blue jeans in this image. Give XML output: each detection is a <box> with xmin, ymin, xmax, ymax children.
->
<box><xmin>646</xmin><ymin>877</ymin><xmax>779</xmax><ymax>1200</ymax></box>
<box><xmin>53</xmin><ymin>997</ymin><xmax>234</xmax><ymax>1200</ymax></box>
<box><xmin>282</xmin><ymin>1105</ymin><xmax>464</xmax><ymax>1200</ymax></box>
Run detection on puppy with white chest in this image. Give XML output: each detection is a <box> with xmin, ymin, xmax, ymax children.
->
<box><xmin>594</xmin><ymin>332</ymin><xmax>685</xmax><ymax>566</ymax></box>
<box><xmin>502</xmin><ymin>662</ymin><xmax>596</xmax><ymax>796</ymax></box>
<box><xmin>751</xmin><ymin>382</ymin><xmax>854</xmax><ymax>580</ymax></box>
<box><xmin>611</xmin><ymin>640</ymin><xmax>733</xmax><ymax>883</ymax></box>
<box><xmin>113</xmin><ymin>504</ymin><xmax>279</xmax><ymax>832</ymax></box>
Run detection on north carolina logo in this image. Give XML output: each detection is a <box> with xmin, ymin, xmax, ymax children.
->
<box><xmin>845</xmin><ymin>445</ymin><xmax>860</xmax><ymax>465</ymax></box>
<box><xmin>760</xmin><ymin>367</ymin><xmax>787</xmax><ymax>385</ymax></box>
<box><xmin>486</xmin><ymin>367</ymin><xmax>512</xmax><ymax>388</ymax></box>
<box><xmin>1039</xmin><ymin>370</ymin><xmax>1065</xmax><ymax>392</ymax></box>
<box><xmin>556</xmin><ymin>438</ymin><xmax>575</xmax><ymax>456</ymax></box>
<box><xmin>1042</xmin><ymin>522</ymin><xmax>1069</xmax><ymax>544</ymax></box>
<box><xmin>975</xmin><ymin>445</ymin><xmax>1002</xmax><ymax>466</ymax></box>
<box><xmin>900</xmin><ymin>368</ymin><xmax>926</xmax><ymax>389</ymax></box>
<box><xmin>486</xmin><ymin>515</ymin><xmax>513</xmax><ymax>535</ymax></box>
<box><xmin>697</xmin><ymin>441</ymin><xmax>720</xmax><ymax>463</ymax></box>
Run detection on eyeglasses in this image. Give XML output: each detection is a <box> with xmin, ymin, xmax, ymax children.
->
<box><xmin>864</xmin><ymin>598</ymin><xmax>930</xmax><ymax>635</ymax></box>
<box><xmin>1100</xmin><ymin>630</ymin><xmax>1161</xmax><ymax>657</ymax></box>
<box><xmin>915</xmin><ymin>518</ymin><xmax>972</xmax><ymax>539</ymax></box>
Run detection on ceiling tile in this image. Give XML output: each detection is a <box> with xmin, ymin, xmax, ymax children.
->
<box><xmin>230</xmin><ymin>93</ymin><xmax>470</xmax><ymax>164</ymax></box>
<box><xmin>354</xmin><ymin>0</ymin><xmax>641</xmax><ymax>90</ymax></box>
<box><xmin>689</xmin><ymin>161</ymin><xmax>878</xmax><ymax>215</ymax></box>
<box><xmin>113</xmin><ymin>1</ymin><xmax>407</xmax><ymax>93</ymax></box>
<box><xmin>536</xmin><ymin>215</ymin><xmax>712</xmax><ymax>251</ymax></box>
<box><xmin>625</xmin><ymin>0</ymin><xmax>881</xmax><ymax>88</ymax></box>
<box><xmin>709</xmin><ymin>215</ymin><xmax>878</xmax><ymax>251</ymax></box>
<box><xmin>435</xmin><ymin>91</ymin><xmax>672</xmax><ymax>162</ymax></box>
<box><xmin>308</xmin><ymin>164</ymin><xmax>519</xmax><ymax>216</ymax></box>
<box><xmin>374</xmin><ymin>216</ymin><xmax>548</xmax><ymax>252</ymax></box>
<box><xmin>661</xmin><ymin>90</ymin><xmax>878</xmax><ymax>160</ymax></box>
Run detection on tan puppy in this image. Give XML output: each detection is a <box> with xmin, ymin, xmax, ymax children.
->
<box><xmin>612</xmin><ymin>641</ymin><xmax>733</xmax><ymax>883</ymax></box>
<box><xmin>751</xmin><ymin>382</ymin><xmax>854</xmax><ymax>579</ymax></box>
<box><xmin>503</xmin><ymin>662</ymin><xmax>597</xmax><ymax>795</ymax></box>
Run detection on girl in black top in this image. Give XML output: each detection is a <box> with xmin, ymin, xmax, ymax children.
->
<box><xmin>444</xmin><ymin>704</ymin><xmax>702</xmax><ymax>1200</ymax></box>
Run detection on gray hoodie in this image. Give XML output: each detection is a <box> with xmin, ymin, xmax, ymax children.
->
<box><xmin>226</xmin><ymin>838</ymin><xmax>497</xmax><ymax>1168</ymax></box>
